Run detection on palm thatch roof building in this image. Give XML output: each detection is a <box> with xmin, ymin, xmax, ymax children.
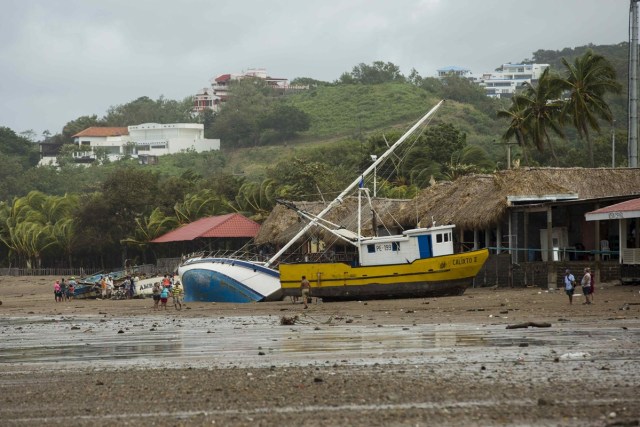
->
<box><xmin>395</xmin><ymin>167</ymin><xmax>640</xmax><ymax>265</ymax></box>
<box><xmin>255</xmin><ymin>198</ymin><xmax>407</xmax><ymax>260</ymax></box>
<box><xmin>396</xmin><ymin>168</ymin><xmax>640</xmax><ymax>232</ymax></box>
<box><xmin>257</xmin><ymin>168</ymin><xmax>640</xmax><ymax>285</ymax></box>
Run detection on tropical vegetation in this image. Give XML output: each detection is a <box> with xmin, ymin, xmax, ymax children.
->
<box><xmin>0</xmin><ymin>43</ymin><xmax>628</xmax><ymax>269</ymax></box>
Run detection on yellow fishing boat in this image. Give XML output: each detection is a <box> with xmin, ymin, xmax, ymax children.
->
<box><xmin>279</xmin><ymin>224</ymin><xmax>489</xmax><ymax>301</ymax></box>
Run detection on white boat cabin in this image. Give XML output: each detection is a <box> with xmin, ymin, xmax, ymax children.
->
<box><xmin>357</xmin><ymin>225</ymin><xmax>455</xmax><ymax>266</ymax></box>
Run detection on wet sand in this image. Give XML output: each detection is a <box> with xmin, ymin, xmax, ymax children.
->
<box><xmin>1</xmin><ymin>276</ymin><xmax>639</xmax><ymax>426</ymax></box>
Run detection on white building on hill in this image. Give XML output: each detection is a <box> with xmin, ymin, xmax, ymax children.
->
<box><xmin>38</xmin><ymin>123</ymin><xmax>220</xmax><ymax>166</ymax></box>
<box><xmin>435</xmin><ymin>63</ymin><xmax>549</xmax><ymax>99</ymax></box>
<box><xmin>478</xmin><ymin>63</ymin><xmax>549</xmax><ymax>99</ymax></box>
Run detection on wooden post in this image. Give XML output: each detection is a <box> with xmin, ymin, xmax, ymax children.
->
<box><xmin>473</xmin><ymin>229</ymin><xmax>479</xmax><ymax>250</ymax></box>
<box><xmin>547</xmin><ymin>206</ymin><xmax>555</xmax><ymax>289</ymax></box>
<box><xmin>524</xmin><ymin>211</ymin><xmax>530</xmax><ymax>262</ymax></box>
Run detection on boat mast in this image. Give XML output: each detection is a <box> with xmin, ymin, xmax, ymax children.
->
<box><xmin>264</xmin><ymin>100</ymin><xmax>445</xmax><ymax>268</ymax></box>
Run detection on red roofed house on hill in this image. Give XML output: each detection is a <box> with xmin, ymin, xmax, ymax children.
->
<box><xmin>151</xmin><ymin>213</ymin><xmax>261</xmax><ymax>254</ymax></box>
<box><xmin>39</xmin><ymin>123</ymin><xmax>221</xmax><ymax>166</ymax></box>
<box><xmin>192</xmin><ymin>68</ymin><xmax>309</xmax><ymax>113</ymax></box>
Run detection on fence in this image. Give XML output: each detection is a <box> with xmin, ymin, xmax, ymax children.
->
<box><xmin>0</xmin><ymin>264</ymin><xmax>158</xmax><ymax>278</ymax></box>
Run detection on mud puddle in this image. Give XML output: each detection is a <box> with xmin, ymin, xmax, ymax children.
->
<box><xmin>1</xmin><ymin>315</ymin><xmax>638</xmax><ymax>372</ymax></box>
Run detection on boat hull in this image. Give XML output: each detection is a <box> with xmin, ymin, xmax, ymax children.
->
<box><xmin>178</xmin><ymin>258</ymin><xmax>282</xmax><ymax>303</ymax></box>
<box><xmin>279</xmin><ymin>249</ymin><xmax>489</xmax><ymax>301</ymax></box>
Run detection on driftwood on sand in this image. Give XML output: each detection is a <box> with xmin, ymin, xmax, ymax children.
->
<box><xmin>506</xmin><ymin>321</ymin><xmax>552</xmax><ymax>329</ymax></box>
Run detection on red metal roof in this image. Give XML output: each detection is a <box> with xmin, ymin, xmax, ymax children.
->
<box><xmin>588</xmin><ymin>198</ymin><xmax>640</xmax><ymax>214</ymax></box>
<box><xmin>215</xmin><ymin>74</ymin><xmax>231</xmax><ymax>83</ymax></box>
<box><xmin>151</xmin><ymin>213</ymin><xmax>260</xmax><ymax>243</ymax></box>
<box><xmin>585</xmin><ymin>197</ymin><xmax>640</xmax><ymax>221</ymax></box>
<box><xmin>72</xmin><ymin>127</ymin><xmax>129</xmax><ymax>138</ymax></box>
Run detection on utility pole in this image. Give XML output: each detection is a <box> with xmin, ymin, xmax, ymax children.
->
<box><xmin>495</xmin><ymin>140</ymin><xmax>518</xmax><ymax>169</ymax></box>
<box><xmin>630</xmin><ymin>0</ymin><xmax>639</xmax><ymax>167</ymax></box>
<box><xmin>612</xmin><ymin>120</ymin><xmax>616</xmax><ymax>167</ymax></box>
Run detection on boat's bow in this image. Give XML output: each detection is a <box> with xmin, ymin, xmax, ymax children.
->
<box><xmin>178</xmin><ymin>257</ymin><xmax>282</xmax><ymax>303</ymax></box>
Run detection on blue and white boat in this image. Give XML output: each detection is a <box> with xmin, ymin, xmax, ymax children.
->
<box><xmin>178</xmin><ymin>256</ymin><xmax>282</xmax><ymax>303</ymax></box>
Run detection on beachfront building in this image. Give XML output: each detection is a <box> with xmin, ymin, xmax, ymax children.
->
<box><xmin>42</xmin><ymin>123</ymin><xmax>222</xmax><ymax>165</ymax></box>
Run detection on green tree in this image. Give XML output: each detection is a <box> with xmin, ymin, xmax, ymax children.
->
<box><xmin>290</xmin><ymin>77</ymin><xmax>330</xmax><ymax>87</ymax></box>
<box><xmin>0</xmin><ymin>127</ymin><xmax>39</xmax><ymax>167</ymax></box>
<box><xmin>210</xmin><ymin>79</ymin><xmax>270</xmax><ymax>147</ymax></box>
<box><xmin>497</xmin><ymin>97</ymin><xmax>531</xmax><ymax>165</ymax></box>
<box><xmin>61</xmin><ymin>115</ymin><xmax>102</xmax><ymax>144</ymax></box>
<box><xmin>102</xmin><ymin>96</ymin><xmax>196</xmax><ymax>126</ymax></box>
<box><xmin>512</xmin><ymin>69</ymin><xmax>565</xmax><ymax>163</ymax></box>
<box><xmin>339</xmin><ymin>61</ymin><xmax>405</xmax><ymax>85</ymax></box>
<box><xmin>557</xmin><ymin>49</ymin><xmax>622</xmax><ymax>166</ymax></box>
<box><xmin>174</xmin><ymin>189</ymin><xmax>230</xmax><ymax>224</ymax></box>
<box><xmin>232</xmin><ymin>179</ymin><xmax>278</xmax><ymax>221</ymax></box>
<box><xmin>258</xmin><ymin>104</ymin><xmax>311</xmax><ymax>140</ymax></box>
<box><xmin>268</xmin><ymin>157</ymin><xmax>340</xmax><ymax>201</ymax></box>
<box><xmin>121</xmin><ymin>207</ymin><xmax>178</xmax><ymax>263</ymax></box>
<box><xmin>0</xmin><ymin>191</ymin><xmax>77</xmax><ymax>268</ymax></box>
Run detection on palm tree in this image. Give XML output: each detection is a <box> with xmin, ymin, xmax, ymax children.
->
<box><xmin>121</xmin><ymin>207</ymin><xmax>178</xmax><ymax>263</ymax></box>
<box><xmin>497</xmin><ymin>97</ymin><xmax>531</xmax><ymax>165</ymax></box>
<box><xmin>174</xmin><ymin>189</ymin><xmax>229</xmax><ymax>225</ymax></box>
<box><xmin>232</xmin><ymin>179</ymin><xmax>277</xmax><ymax>221</ymax></box>
<box><xmin>557</xmin><ymin>49</ymin><xmax>621</xmax><ymax>166</ymax></box>
<box><xmin>497</xmin><ymin>69</ymin><xmax>565</xmax><ymax>165</ymax></box>
<box><xmin>519</xmin><ymin>68</ymin><xmax>565</xmax><ymax>164</ymax></box>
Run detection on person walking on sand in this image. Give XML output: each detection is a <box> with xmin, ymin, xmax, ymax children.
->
<box><xmin>563</xmin><ymin>269</ymin><xmax>576</xmax><ymax>305</ymax></box>
<box><xmin>160</xmin><ymin>284</ymin><xmax>170</xmax><ymax>310</ymax></box>
<box><xmin>68</xmin><ymin>277</ymin><xmax>76</xmax><ymax>301</ymax></box>
<box><xmin>172</xmin><ymin>281</ymin><xmax>183</xmax><ymax>311</ymax></box>
<box><xmin>100</xmin><ymin>276</ymin><xmax>107</xmax><ymax>299</ymax></box>
<box><xmin>300</xmin><ymin>275</ymin><xmax>311</xmax><ymax>309</ymax></box>
<box><xmin>152</xmin><ymin>282</ymin><xmax>161</xmax><ymax>310</ymax></box>
<box><xmin>581</xmin><ymin>267</ymin><xmax>592</xmax><ymax>305</ymax></box>
<box><xmin>53</xmin><ymin>280</ymin><xmax>62</xmax><ymax>302</ymax></box>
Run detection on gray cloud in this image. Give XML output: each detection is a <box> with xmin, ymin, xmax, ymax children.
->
<box><xmin>0</xmin><ymin>0</ymin><xmax>628</xmax><ymax>136</ymax></box>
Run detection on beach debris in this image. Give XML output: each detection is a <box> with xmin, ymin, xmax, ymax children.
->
<box><xmin>280</xmin><ymin>315</ymin><xmax>299</xmax><ymax>325</ymax></box>
<box><xmin>506</xmin><ymin>322</ymin><xmax>551</xmax><ymax>329</ymax></box>
<box><xmin>559</xmin><ymin>352</ymin><xmax>591</xmax><ymax>360</ymax></box>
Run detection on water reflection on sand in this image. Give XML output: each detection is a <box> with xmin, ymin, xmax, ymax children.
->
<box><xmin>1</xmin><ymin>315</ymin><xmax>638</xmax><ymax>373</ymax></box>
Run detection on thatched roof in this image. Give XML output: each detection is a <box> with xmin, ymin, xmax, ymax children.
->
<box><xmin>396</xmin><ymin>167</ymin><xmax>640</xmax><ymax>230</ymax></box>
<box><xmin>256</xmin><ymin>168</ymin><xmax>640</xmax><ymax>245</ymax></box>
<box><xmin>255</xmin><ymin>197</ymin><xmax>408</xmax><ymax>246</ymax></box>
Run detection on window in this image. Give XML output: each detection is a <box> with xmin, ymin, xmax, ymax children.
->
<box><xmin>436</xmin><ymin>234</ymin><xmax>443</xmax><ymax>243</ymax></box>
<box><xmin>392</xmin><ymin>242</ymin><xmax>400</xmax><ymax>251</ymax></box>
<box><xmin>444</xmin><ymin>233</ymin><xmax>450</xmax><ymax>242</ymax></box>
<box><xmin>367</xmin><ymin>244</ymin><xmax>375</xmax><ymax>253</ymax></box>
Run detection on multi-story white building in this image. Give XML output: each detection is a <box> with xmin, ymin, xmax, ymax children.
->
<box><xmin>435</xmin><ymin>63</ymin><xmax>550</xmax><ymax>99</ymax></box>
<box><xmin>478</xmin><ymin>63</ymin><xmax>549</xmax><ymax>99</ymax></box>
<box><xmin>436</xmin><ymin>66</ymin><xmax>474</xmax><ymax>79</ymax></box>
<box><xmin>39</xmin><ymin>123</ymin><xmax>220</xmax><ymax>166</ymax></box>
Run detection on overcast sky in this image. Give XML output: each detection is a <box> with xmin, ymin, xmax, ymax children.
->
<box><xmin>0</xmin><ymin>0</ymin><xmax>630</xmax><ymax>138</ymax></box>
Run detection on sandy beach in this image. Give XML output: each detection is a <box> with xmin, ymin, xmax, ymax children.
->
<box><xmin>1</xmin><ymin>275</ymin><xmax>639</xmax><ymax>426</ymax></box>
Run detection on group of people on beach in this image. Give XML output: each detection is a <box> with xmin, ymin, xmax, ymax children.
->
<box><xmin>98</xmin><ymin>275</ymin><xmax>137</xmax><ymax>299</ymax></box>
<box><xmin>563</xmin><ymin>267</ymin><xmax>595</xmax><ymax>305</ymax></box>
<box><xmin>152</xmin><ymin>274</ymin><xmax>183</xmax><ymax>311</ymax></box>
<box><xmin>53</xmin><ymin>277</ymin><xmax>77</xmax><ymax>302</ymax></box>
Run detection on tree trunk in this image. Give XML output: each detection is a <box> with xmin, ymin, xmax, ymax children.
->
<box><xmin>586</xmin><ymin>133</ymin><xmax>594</xmax><ymax>167</ymax></box>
